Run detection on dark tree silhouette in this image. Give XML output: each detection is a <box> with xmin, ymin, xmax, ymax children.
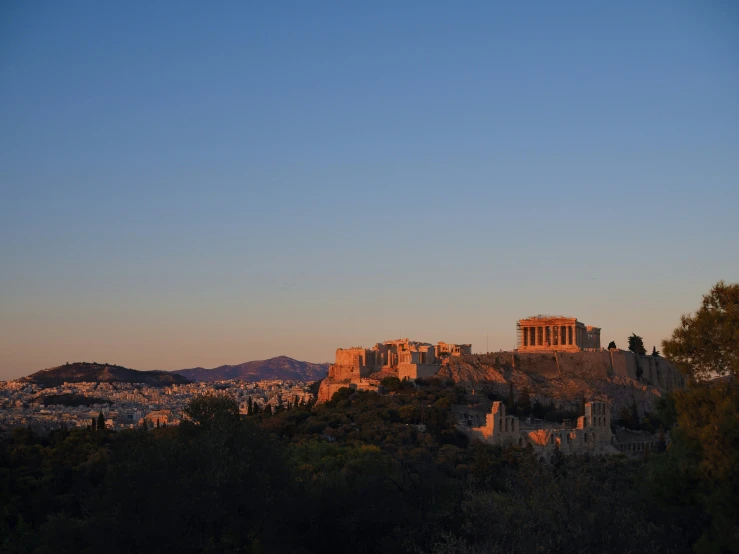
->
<box><xmin>627</xmin><ymin>333</ymin><xmax>647</xmax><ymax>356</ymax></box>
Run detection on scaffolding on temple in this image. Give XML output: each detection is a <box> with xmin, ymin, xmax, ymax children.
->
<box><xmin>516</xmin><ymin>315</ymin><xmax>571</xmax><ymax>350</ymax></box>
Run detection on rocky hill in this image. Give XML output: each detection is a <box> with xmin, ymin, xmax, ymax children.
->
<box><xmin>437</xmin><ymin>350</ymin><xmax>685</xmax><ymax>417</ymax></box>
<box><xmin>317</xmin><ymin>349</ymin><xmax>685</xmax><ymax>416</ymax></box>
<box><xmin>24</xmin><ymin>362</ymin><xmax>190</xmax><ymax>387</ymax></box>
<box><xmin>173</xmin><ymin>356</ymin><xmax>329</xmax><ymax>382</ymax></box>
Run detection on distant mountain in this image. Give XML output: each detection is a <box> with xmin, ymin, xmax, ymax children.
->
<box><xmin>24</xmin><ymin>362</ymin><xmax>190</xmax><ymax>387</ymax></box>
<box><xmin>173</xmin><ymin>356</ymin><xmax>329</xmax><ymax>382</ymax></box>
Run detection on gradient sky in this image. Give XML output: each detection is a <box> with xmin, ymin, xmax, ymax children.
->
<box><xmin>1</xmin><ymin>1</ymin><xmax>738</xmax><ymax>380</ymax></box>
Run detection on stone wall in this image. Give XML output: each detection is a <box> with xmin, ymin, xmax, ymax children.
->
<box><xmin>469</xmin><ymin>401</ymin><xmax>616</xmax><ymax>455</ymax></box>
<box><xmin>510</xmin><ymin>349</ymin><xmax>684</xmax><ymax>391</ymax></box>
<box><xmin>398</xmin><ymin>363</ymin><xmax>441</xmax><ymax>380</ymax></box>
<box><xmin>513</xmin><ymin>352</ymin><xmax>560</xmax><ymax>377</ymax></box>
<box><xmin>556</xmin><ymin>350</ymin><xmax>613</xmax><ymax>380</ymax></box>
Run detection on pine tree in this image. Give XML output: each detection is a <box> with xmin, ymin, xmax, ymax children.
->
<box><xmin>156</xmin><ymin>419</ymin><xmax>160</xmax><ymax>428</ymax></box>
<box><xmin>98</xmin><ymin>411</ymin><xmax>105</xmax><ymax>431</ymax></box>
<box><xmin>651</xmin><ymin>346</ymin><xmax>660</xmax><ymax>357</ymax></box>
<box><xmin>518</xmin><ymin>387</ymin><xmax>532</xmax><ymax>416</ymax></box>
<box><xmin>628</xmin><ymin>333</ymin><xmax>647</xmax><ymax>356</ymax></box>
<box><xmin>247</xmin><ymin>397</ymin><xmax>253</xmax><ymax>416</ymax></box>
<box><xmin>91</xmin><ymin>417</ymin><xmax>97</xmax><ymax>431</ymax></box>
<box><xmin>507</xmin><ymin>383</ymin><xmax>515</xmax><ymax>412</ymax></box>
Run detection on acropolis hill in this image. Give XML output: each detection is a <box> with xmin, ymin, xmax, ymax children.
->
<box><xmin>317</xmin><ymin>316</ymin><xmax>685</xmax><ymax>417</ymax></box>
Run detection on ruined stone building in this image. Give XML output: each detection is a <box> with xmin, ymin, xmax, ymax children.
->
<box><xmin>331</xmin><ymin>338</ymin><xmax>471</xmax><ymax>381</ymax></box>
<box><xmin>470</xmin><ymin>401</ymin><xmax>616</xmax><ymax>455</ymax></box>
<box><xmin>516</xmin><ymin>315</ymin><xmax>601</xmax><ymax>351</ymax></box>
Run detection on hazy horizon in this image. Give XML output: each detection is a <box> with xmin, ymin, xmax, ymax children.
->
<box><xmin>2</xmin><ymin>2</ymin><xmax>738</xmax><ymax>380</ymax></box>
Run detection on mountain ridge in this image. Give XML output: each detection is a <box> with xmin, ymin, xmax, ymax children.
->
<box><xmin>173</xmin><ymin>356</ymin><xmax>329</xmax><ymax>382</ymax></box>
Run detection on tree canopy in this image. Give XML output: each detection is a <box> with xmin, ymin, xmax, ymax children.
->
<box><xmin>183</xmin><ymin>393</ymin><xmax>240</xmax><ymax>428</ymax></box>
<box><xmin>662</xmin><ymin>280</ymin><xmax>739</xmax><ymax>379</ymax></box>
<box><xmin>628</xmin><ymin>333</ymin><xmax>647</xmax><ymax>356</ymax></box>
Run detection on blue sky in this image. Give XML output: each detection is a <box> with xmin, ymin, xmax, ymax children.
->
<box><xmin>1</xmin><ymin>1</ymin><xmax>737</xmax><ymax>379</ymax></box>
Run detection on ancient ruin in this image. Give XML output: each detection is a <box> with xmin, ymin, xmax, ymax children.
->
<box><xmin>317</xmin><ymin>338</ymin><xmax>471</xmax><ymax>402</ymax></box>
<box><xmin>332</xmin><ymin>338</ymin><xmax>472</xmax><ymax>381</ymax></box>
<box><xmin>516</xmin><ymin>315</ymin><xmax>601</xmax><ymax>351</ymax></box>
<box><xmin>469</xmin><ymin>400</ymin><xmax>617</xmax><ymax>454</ymax></box>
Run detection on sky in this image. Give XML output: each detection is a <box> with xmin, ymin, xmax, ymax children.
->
<box><xmin>1</xmin><ymin>1</ymin><xmax>738</xmax><ymax>380</ymax></box>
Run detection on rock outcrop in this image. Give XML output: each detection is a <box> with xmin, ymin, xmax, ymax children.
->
<box><xmin>438</xmin><ymin>350</ymin><xmax>685</xmax><ymax>416</ymax></box>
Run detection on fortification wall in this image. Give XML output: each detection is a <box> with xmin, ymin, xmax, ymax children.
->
<box><xmin>398</xmin><ymin>363</ymin><xmax>441</xmax><ymax>380</ymax></box>
<box><xmin>556</xmin><ymin>351</ymin><xmax>613</xmax><ymax>379</ymax></box>
<box><xmin>328</xmin><ymin>364</ymin><xmax>349</xmax><ymax>381</ymax></box>
<box><xmin>317</xmin><ymin>380</ymin><xmax>350</xmax><ymax>404</ymax></box>
<box><xmin>513</xmin><ymin>352</ymin><xmax>559</xmax><ymax>377</ymax></box>
<box><xmin>509</xmin><ymin>350</ymin><xmax>683</xmax><ymax>391</ymax></box>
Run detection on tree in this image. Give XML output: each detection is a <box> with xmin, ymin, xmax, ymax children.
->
<box><xmin>517</xmin><ymin>387</ymin><xmax>531</xmax><ymax>416</ymax></box>
<box><xmin>97</xmin><ymin>411</ymin><xmax>105</xmax><ymax>430</ymax></box>
<box><xmin>607</xmin><ymin>341</ymin><xmax>617</xmax><ymax>350</ymax></box>
<box><xmin>91</xmin><ymin>417</ymin><xmax>96</xmax><ymax>431</ymax></box>
<box><xmin>247</xmin><ymin>396</ymin><xmax>253</xmax><ymax>416</ymax></box>
<box><xmin>651</xmin><ymin>346</ymin><xmax>660</xmax><ymax>357</ymax></box>
<box><xmin>647</xmin><ymin>382</ymin><xmax>739</xmax><ymax>552</ymax></box>
<box><xmin>381</xmin><ymin>376</ymin><xmax>400</xmax><ymax>392</ymax></box>
<box><xmin>184</xmin><ymin>393</ymin><xmax>240</xmax><ymax>428</ymax></box>
<box><xmin>662</xmin><ymin>280</ymin><xmax>739</xmax><ymax>379</ymax></box>
<box><xmin>627</xmin><ymin>333</ymin><xmax>647</xmax><ymax>356</ymax></box>
<box><xmin>506</xmin><ymin>383</ymin><xmax>515</xmax><ymax>412</ymax></box>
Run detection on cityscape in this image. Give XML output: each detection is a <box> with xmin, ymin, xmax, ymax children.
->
<box><xmin>1</xmin><ymin>2</ymin><xmax>736</xmax><ymax>554</ymax></box>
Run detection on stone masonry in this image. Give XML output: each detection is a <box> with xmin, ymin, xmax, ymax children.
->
<box><xmin>469</xmin><ymin>401</ymin><xmax>617</xmax><ymax>455</ymax></box>
<box><xmin>517</xmin><ymin>315</ymin><xmax>601</xmax><ymax>352</ymax></box>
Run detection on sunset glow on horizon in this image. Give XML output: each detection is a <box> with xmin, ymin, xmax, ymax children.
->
<box><xmin>1</xmin><ymin>2</ymin><xmax>737</xmax><ymax>380</ymax></box>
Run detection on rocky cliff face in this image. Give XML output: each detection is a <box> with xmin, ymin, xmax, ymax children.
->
<box><xmin>438</xmin><ymin>350</ymin><xmax>685</xmax><ymax>416</ymax></box>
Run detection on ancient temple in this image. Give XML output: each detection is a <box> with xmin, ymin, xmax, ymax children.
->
<box><xmin>516</xmin><ymin>316</ymin><xmax>601</xmax><ymax>352</ymax></box>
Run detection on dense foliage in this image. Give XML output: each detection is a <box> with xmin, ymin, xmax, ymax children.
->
<box><xmin>4</xmin><ymin>375</ymin><xmax>733</xmax><ymax>553</ymax></box>
<box><xmin>662</xmin><ymin>280</ymin><xmax>739</xmax><ymax>379</ymax></box>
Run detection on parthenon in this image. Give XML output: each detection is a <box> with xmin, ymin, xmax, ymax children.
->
<box><xmin>516</xmin><ymin>315</ymin><xmax>601</xmax><ymax>352</ymax></box>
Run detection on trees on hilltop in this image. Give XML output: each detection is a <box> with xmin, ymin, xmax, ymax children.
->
<box><xmin>662</xmin><ymin>280</ymin><xmax>739</xmax><ymax>380</ymax></box>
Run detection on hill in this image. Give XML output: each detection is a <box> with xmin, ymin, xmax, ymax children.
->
<box><xmin>173</xmin><ymin>356</ymin><xmax>329</xmax><ymax>382</ymax></box>
<box><xmin>24</xmin><ymin>362</ymin><xmax>190</xmax><ymax>387</ymax></box>
<box><xmin>436</xmin><ymin>350</ymin><xmax>685</xmax><ymax>417</ymax></box>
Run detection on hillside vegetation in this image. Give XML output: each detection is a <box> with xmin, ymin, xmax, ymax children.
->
<box><xmin>3</xmin><ymin>380</ymin><xmax>736</xmax><ymax>553</ymax></box>
<box><xmin>24</xmin><ymin>362</ymin><xmax>190</xmax><ymax>387</ymax></box>
<box><xmin>174</xmin><ymin>356</ymin><xmax>329</xmax><ymax>382</ymax></box>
